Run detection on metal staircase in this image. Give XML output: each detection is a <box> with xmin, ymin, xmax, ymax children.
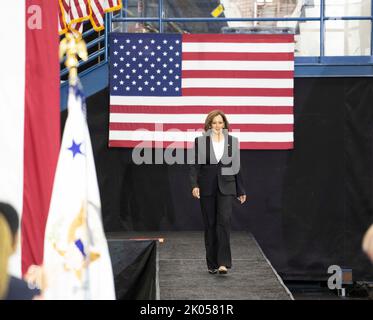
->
<box><xmin>60</xmin><ymin>14</ymin><xmax>112</xmax><ymax>110</ymax></box>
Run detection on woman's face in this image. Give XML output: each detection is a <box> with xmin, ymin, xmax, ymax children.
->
<box><xmin>211</xmin><ymin>114</ymin><xmax>225</xmax><ymax>134</ymax></box>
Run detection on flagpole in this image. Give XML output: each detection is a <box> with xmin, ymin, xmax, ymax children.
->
<box><xmin>59</xmin><ymin>34</ymin><xmax>92</xmax><ymax>299</ymax></box>
<box><xmin>59</xmin><ymin>31</ymin><xmax>88</xmax><ymax>85</ymax></box>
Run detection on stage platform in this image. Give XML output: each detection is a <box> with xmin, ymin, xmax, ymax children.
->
<box><xmin>107</xmin><ymin>231</ymin><xmax>293</xmax><ymax>300</ymax></box>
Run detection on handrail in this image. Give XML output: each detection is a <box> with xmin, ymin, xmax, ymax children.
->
<box><xmin>60</xmin><ymin>2</ymin><xmax>373</xmax><ymax>83</ymax></box>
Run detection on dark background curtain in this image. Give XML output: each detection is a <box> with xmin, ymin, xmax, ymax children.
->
<box><xmin>61</xmin><ymin>77</ymin><xmax>373</xmax><ymax>281</ymax></box>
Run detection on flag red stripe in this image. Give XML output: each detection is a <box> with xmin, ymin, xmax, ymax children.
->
<box><xmin>58</xmin><ymin>7</ymin><xmax>65</xmax><ymax>29</ymax></box>
<box><xmin>22</xmin><ymin>0</ymin><xmax>60</xmax><ymax>274</ymax></box>
<box><xmin>109</xmin><ymin>140</ymin><xmax>293</xmax><ymax>149</ymax></box>
<box><xmin>182</xmin><ymin>88</ymin><xmax>293</xmax><ymax>97</ymax></box>
<box><xmin>109</xmin><ymin>123</ymin><xmax>294</xmax><ymax>132</ymax></box>
<box><xmin>108</xmin><ymin>0</ymin><xmax>114</xmax><ymax>7</ymax></box>
<box><xmin>109</xmin><ymin>140</ymin><xmax>194</xmax><ymax>149</ymax></box>
<box><xmin>94</xmin><ymin>0</ymin><xmax>105</xmax><ymax>14</ymax></box>
<box><xmin>110</xmin><ymin>105</ymin><xmax>293</xmax><ymax>114</ymax></box>
<box><xmin>91</xmin><ymin>0</ymin><xmax>104</xmax><ymax>27</ymax></box>
<box><xmin>239</xmin><ymin>141</ymin><xmax>293</xmax><ymax>149</ymax></box>
<box><xmin>74</xmin><ymin>22</ymin><xmax>82</xmax><ymax>32</ymax></box>
<box><xmin>74</xmin><ymin>0</ymin><xmax>83</xmax><ymax>18</ymax></box>
<box><xmin>62</xmin><ymin>0</ymin><xmax>69</xmax><ymax>13</ymax></box>
<box><xmin>183</xmin><ymin>34</ymin><xmax>294</xmax><ymax>43</ymax></box>
<box><xmin>182</xmin><ymin>52</ymin><xmax>294</xmax><ymax>61</ymax></box>
<box><xmin>182</xmin><ymin>70</ymin><xmax>294</xmax><ymax>79</ymax></box>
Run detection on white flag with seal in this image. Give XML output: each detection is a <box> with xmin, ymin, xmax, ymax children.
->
<box><xmin>43</xmin><ymin>83</ymin><xmax>115</xmax><ymax>300</ymax></box>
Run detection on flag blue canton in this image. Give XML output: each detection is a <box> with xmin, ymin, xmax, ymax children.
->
<box><xmin>110</xmin><ymin>33</ymin><xmax>182</xmax><ymax>97</ymax></box>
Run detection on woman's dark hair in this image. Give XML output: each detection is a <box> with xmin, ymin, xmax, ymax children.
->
<box><xmin>204</xmin><ymin>110</ymin><xmax>230</xmax><ymax>132</ymax></box>
<box><xmin>0</xmin><ymin>202</ymin><xmax>19</xmax><ymax>237</ymax></box>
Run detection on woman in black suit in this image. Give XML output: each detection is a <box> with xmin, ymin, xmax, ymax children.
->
<box><xmin>190</xmin><ymin>110</ymin><xmax>246</xmax><ymax>275</ymax></box>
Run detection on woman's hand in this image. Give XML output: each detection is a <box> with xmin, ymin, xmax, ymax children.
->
<box><xmin>192</xmin><ymin>187</ymin><xmax>200</xmax><ymax>199</ymax></box>
<box><xmin>237</xmin><ymin>195</ymin><xmax>246</xmax><ymax>204</ymax></box>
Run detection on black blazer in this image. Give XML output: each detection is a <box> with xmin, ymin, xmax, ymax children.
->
<box><xmin>189</xmin><ymin>133</ymin><xmax>246</xmax><ymax>197</ymax></box>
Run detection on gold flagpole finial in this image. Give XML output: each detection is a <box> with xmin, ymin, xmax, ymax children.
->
<box><xmin>59</xmin><ymin>31</ymin><xmax>88</xmax><ymax>85</ymax></box>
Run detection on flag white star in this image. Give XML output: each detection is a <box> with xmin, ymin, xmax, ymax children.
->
<box><xmin>162</xmin><ymin>75</ymin><xmax>167</xmax><ymax>80</ymax></box>
<box><xmin>125</xmin><ymin>75</ymin><xmax>130</xmax><ymax>79</ymax></box>
<box><xmin>150</xmin><ymin>64</ymin><xmax>155</xmax><ymax>68</ymax></box>
<box><xmin>156</xmin><ymin>81</ymin><xmax>161</xmax><ymax>85</ymax></box>
<box><xmin>144</xmin><ymin>57</ymin><xmax>149</xmax><ymax>61</ymax></box>
<box><xmin>163</xmin><ymin>64</ymin><xmax>167</xmax><ymax>68</ymax></box>
<box><xmin>144</xmin><ymin>81</ymin><xmax>149</xmax><ymax>85</ymax></box>
<box><xmin>163</xmin><ymin>40</ymin><xmax>168</xmax><ymax>44</ymax></box>
<box><xmin>138</xmin><ymin>39</ymin><xmax>143</xmax><ymax>44</ymax></box>
<box><xmin>144</xmin><ymin>69</ymin><xmax>149</xmax><ymax>74</ymax></box>
<box><xmin>132</xmin><ymin>45</ymin><xmax>136</xmax><ymax>49</ymax></box>
<box><xmin>175</xmin><ymin>40</ymin><xmax>180</xmax><ymax>44</ymax></box>
<box><xmin>132</xmin><ymin>57</ymin><xmax>137</xmax><ymax>61</ymax></box>
<box><xmin>126</xmin><ymin>39</ymin><xmax>130</xmax><ymax>43</ymax></box>
<box><xmin>175</xmin><ymin>63</ymin><xmax>180</xmax><ymax>68</ymax></box>
<box><xmin>113</xmin><ymin>86</ymin><xmax>118</xmax><ymax>90</ymax></box>
<box><xmin>126</xmin><ymin>86</ymin><xmax>130</xmax><ymax>91</ymax></box>
<box><xmin>126</xmin><ymin>63</ymin><xmax>130</xmax><ymax>67</ymax></box>
<box><xmin>163</xmin><ymin>87</ymin><xmax>167</xmax><ymax>91</ymax></box>
<box><xmin>138</xmin><ymin>63</ymin><xmax>143</xmax><ymax>68</ymax></box>
<box><xmin>114</xmin><ymin>51</ymin><xmax>118</xmax><ymax>55</ymax></box>
<box><xmin>120</xmin><ymin>45</ymin><xmax>124</xmax><ymax>49</ymax></box>
<box><xmin>150</xmin><ymin>87</ymin><xmax>155</xmax><ymax>91</ymax></box>
<box><xmin>120</xmin><ymin>57</ymin><xmax>124</xmax><ymax>61</ymax></box>
<box><xmin>175</xmin><ymin>52</ymin><xmax>180</xmax><ymax>56</ymax></box>
<box><xmin>156</xmin><ymin>58</ymin><xmax>161</xmax><ymax>62</ymax></box>
<box><xmin>120</xmin><ymin>80</ymin><xmax>124</xmax><ymax>85</ymax></box>
<box><xmin>169</xmin><ymin>46</ymin><xmax>174</xmax><ymax>50</ymax></box>
<box><xmin>132</xmin><ymin>81</ymin><xmax>136</xmax><ymax>85</ymax></box>
<box><xmin>151</xmin><ymin>40</ymin><xmax>155</xmax><ymax>44</ymax></box>
<box><xmin>126</xmin><ymin>51</ymin><xmax>130</xmax><ymax>55</ymax></box>
<box><xmin>114</xmin><ymin>39</ymin><xmax>118</xmax><ymax>43</ymax></box>
<box><xmin>132</xmin><ymin>69</ymin><xmax>136</xmax><ymax>73</ymax></box>
<box><xmin>156</xmin><ymin>69</ymin><xmax>161</xmax><ymax>74</ymax></box>
<box><xmin>169</xmin><ymin>81</ymin><xmax>173</xmax><ymax>85</ymax></box>
<box><xmin>175</xmin><ymin>87</ymin><xmax>180</xmax><ymax>91</ymax></box>
<box><xmin>138</xmin><ymin>75</ymin><xmax>143</xmax><ymax>79</ymax></box>
<box><xmin>150</xmin><ymin>75</ymin><xmax>155</xmax><ymax>79</ymax></box>
<box><xmin>175</xmin><ymin>75</ymin><xmax>179</xmax><ymax>79</ymax></box>
<box><xmin>138</xmin><ymin>87</ymin><xmax>143</xmax><ymax>91</ymax></box>
<box><xmin>120</xmin><ymin>69</ymin><xmax>124</xmax><ymax>73</ymax></box>
<box><xmin>169</xmin><ymin>58</ymin><xmax>174</xmax><ymax>62</ymax></box>
<box><xmin>139</xmin><ymin>51</ymin><xmax>143</xmax><ymax>56</ymax></box>
<box><xmin>163</xmin><ymin>52</ymin><xmax>168</xmax><ymax>56</ymax></box>
<box><xmin>113</xmin><ymin>74</ymin><xmax>118</xmax><ymax>79</ymax></box>
<box><xmin>113</xmin><ymin>63</ymin><xmax>118</xmax><ymax>67</ymax></box>
<box><xmin>145</xmin><ymin>45</ymin><xmax>149</xmax><ymax>50</ymax></box>
<box><xmin>169</xmin><ymin>70</ymin><xmax>173</xmax><ymax>74</ymax></box>
<box><xmin>157</xmin><ymin>46</ymin><xmax>161</xmax><ymax>50</ymax></box>
<box><xmin>151</xmin><ymin>52</ymin><xmax>155</xmax><ymax>56</ymax></box>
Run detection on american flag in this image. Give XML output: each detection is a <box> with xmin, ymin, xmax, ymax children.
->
<box><xmin>109</xmin><ymin>33</ymin><xmax>294</xmax><ymax>149</ymax></box>
<box><xmin>58</xmin><ymin>0</ymin><xmax>88</xmax><ymax>34</ymax></box>
<box><xmin>58</xmin><ymin>0</ymin><xmax>122</xmax><ymax>34</ymax></box>
<box><xmin>90</xmin><ymin>0</ymin><xmax>122</xmax><ymax>32</ymax></box>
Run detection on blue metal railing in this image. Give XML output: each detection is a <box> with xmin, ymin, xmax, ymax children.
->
<box><xmin>60</xmin><ymin>0</ymin><xmax>373</xmax><ymax>82</ymax></box>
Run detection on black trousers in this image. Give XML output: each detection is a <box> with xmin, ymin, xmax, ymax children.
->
<box><xmin>200</xmin><ymin>190</ymin><xmax>233</xmax><ymax>269</ymax></box>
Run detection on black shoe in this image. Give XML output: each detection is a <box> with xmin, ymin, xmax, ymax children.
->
<box><xmin>218</xmin><ymin>266</ymin><xmax>228</xmax><ymax>274</ymax></box>
<box><xmin>208</xmin><ymin>268</ymin><xmax>218</xmax><ymax>274</ymax></box>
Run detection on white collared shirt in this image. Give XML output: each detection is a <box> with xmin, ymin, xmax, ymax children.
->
<box><xmin>212</xmin><ymin>136</ymin><xmax>225</xmax><ymax>162</ymax></box>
